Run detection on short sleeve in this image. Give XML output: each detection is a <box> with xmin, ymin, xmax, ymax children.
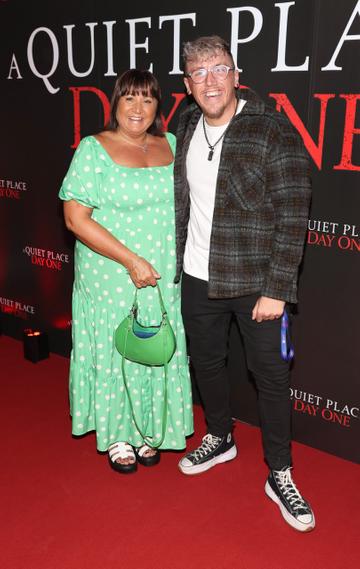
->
<box><xmin>58</xmin><ymin>136</ymin><xmax>101</xmax><ymax>208</ymax></box>
<box><xmin>165</xmin><ymin>131</ymin><xmax>176</xmax><ymax>157</ymax></box>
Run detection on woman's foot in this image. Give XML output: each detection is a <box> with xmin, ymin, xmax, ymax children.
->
<box><xmin>108</xmin><ymin>442</ymin><xmax>137</xmax><ymax>473</ymax></box>
<box><xmin>134</xmin><ymin>444</ymin><xmax>160</xmax><ymax>467</ymax></box>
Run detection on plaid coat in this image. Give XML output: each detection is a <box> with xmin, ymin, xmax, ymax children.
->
<box><xmin>173</xmin><ymin>88</ymin><xmax>311</xmax><ymax>304</ymax></box>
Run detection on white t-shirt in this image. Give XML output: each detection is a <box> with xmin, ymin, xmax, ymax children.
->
<box><xmin>184</xmin><ymin>99</ymin><xmax>247</xmax><ymax>281</ymax></box>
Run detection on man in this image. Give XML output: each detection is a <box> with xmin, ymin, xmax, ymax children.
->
<box><xmin>173</xmin><ymin>35</ymin><xmax>314</xmax><ymax>532</ymax></box>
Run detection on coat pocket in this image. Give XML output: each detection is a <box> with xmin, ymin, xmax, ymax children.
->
<box><xmin>226</xmin><ymin>166</ymin><xmax>265</xmax><ymax>211</ymax></box>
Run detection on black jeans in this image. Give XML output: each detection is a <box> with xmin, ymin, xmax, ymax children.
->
<box><xmin>181</xmin><ymin>273</ymin><xmax>292</xmax><ymax>470</ymax></box>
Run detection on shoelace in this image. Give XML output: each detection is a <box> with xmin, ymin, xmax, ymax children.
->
<box><xmin>274</xmin><ymin>468</ymin><xmax>309</xmax><ymax>512</ymax></box>
<box><xmin>191</xmin><ymin>434</ymin><xmax>222</xmax><ymax>460</ymax></box>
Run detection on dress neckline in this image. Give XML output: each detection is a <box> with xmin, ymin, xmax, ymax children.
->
<box><xmin>90</xmin><ymin>134</ymin><xmax>174</xmax><ymax>170</ymax></box>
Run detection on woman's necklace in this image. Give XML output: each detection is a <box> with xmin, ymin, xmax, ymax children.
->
<box><xmin>202</xmin><ymin>103</ymin><xmax>238</xmax><ymax>161</ymax></box>
<box><xmin>118</xmin><ymin>131</ymin><xmax>148</xmax><ymax>153</ymax></box>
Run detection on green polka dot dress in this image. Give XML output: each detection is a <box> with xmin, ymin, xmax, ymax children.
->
<box><xmin>59</xmin><ymin>133</ymin><xmax>193</xmax><ymax>451</ymax></box>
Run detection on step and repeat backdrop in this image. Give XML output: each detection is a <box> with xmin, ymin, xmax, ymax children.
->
<box><xmin>0</xmin><ymin>0</ymin><xmax>359</xmax><ymax>462</ymax></box>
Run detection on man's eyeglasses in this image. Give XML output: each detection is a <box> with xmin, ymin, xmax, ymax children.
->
<box><xmin>185</xmin><ymin>64</ymin><xmax>235</xmax><ymax>84</ymax></box>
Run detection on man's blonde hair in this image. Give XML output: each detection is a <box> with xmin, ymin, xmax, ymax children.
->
<box><xmin>182</xmin><ymin>35</ymin><xmax>234</xmax><ymax>71</ymax></box>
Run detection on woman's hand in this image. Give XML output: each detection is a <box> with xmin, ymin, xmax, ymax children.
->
<box><xmin>126</xmin><ymin>256</ymin><xmax>160</xmax><ymax>288</ymax></box>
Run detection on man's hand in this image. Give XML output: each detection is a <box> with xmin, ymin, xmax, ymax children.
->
<box><xmin>252</xmin><ymin>296</ymin><xmax>285</xmax><ymax>323</ymax></box>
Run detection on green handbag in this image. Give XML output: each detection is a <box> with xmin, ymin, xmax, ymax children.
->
<box><xmin>114</xmin><ymin>282</ymin><xmax>176</xmax><ymax>447</ymax></box>
<box><xmin>114</xmin><ymin>282</ymin><xmax>176</xmax><ymax>365</ymax></box>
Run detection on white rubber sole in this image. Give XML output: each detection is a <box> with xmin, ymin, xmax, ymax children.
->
<box><xmin>265</xmin><ymin>481</ymin><xmax>315</xmax><ymax>532</ymax></box>
<box><xmin>178</xmin><ymin>445</ymin><xmax>237</xmax><ymax>475</ymax></box>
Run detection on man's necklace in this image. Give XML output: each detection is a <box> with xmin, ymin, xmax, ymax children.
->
<box><xmin>202</xmin><ymin>104</ymin><xmax>237</xmax><ymax>161</ymax></box>
<box><xmin>118</xmin><ymin>131</ymin><xmax>148</xmax><ymax>152</ymax></box>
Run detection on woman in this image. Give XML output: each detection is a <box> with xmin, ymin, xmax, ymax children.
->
<box><xmin>59</xmin><ymin>69</ymin><xmax>193</xmax><ymax>473</ymax></box>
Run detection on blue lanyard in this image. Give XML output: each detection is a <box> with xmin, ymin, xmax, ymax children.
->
<box><xmin>281</xmin><ymin>311</ymin><xmax>294</xmax><ymax>362</ymax></box>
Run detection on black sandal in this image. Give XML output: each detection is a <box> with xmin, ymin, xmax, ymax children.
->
<box><xmin>134</xmin><ymin>444</ymin><xmax>160</xmax><ymax>467</ymax></box>
<box><xmin>108</xmin><ymin>442</ymin><xmax>137</xmax><ymax>473</ymax></box>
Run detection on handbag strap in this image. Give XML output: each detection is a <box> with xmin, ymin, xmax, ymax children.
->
<box><xmin>131</xmin><ymin>282</ymin><xmax>167</xmax><ymax>317</ymax></box>
<box><xmin>120</xmin><ymin>283</ymin><xmax>171</xmax><ymax>448</ymax></box>
<box><xmin>121</xmin><ymin>355</ymin><xmax>169</xmax><ymax>448</ymax></box>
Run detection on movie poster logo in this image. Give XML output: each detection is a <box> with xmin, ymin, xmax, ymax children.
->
<box><xmin>0</xmin><ymin>296</ymin><xmax>35</xmax><ymax>319</ymax></box>
<box><xmin>0</xmin><ymin>179</ymin><xmax>27</xmax><ymax>200</ymax></box>
<box><xmin>22</xmin><ymin>246</ymin><xmax>70</xmax><ymax>271</ymax></box>
<box><xmin>291</xmin><ymin>387</ymin><xmax>359</xmax><ymax>428</ymax></box>
<box><xmin>307</xmin><ymin>219</ymin><xmax>360</xmax><ymax>254</ymax></box>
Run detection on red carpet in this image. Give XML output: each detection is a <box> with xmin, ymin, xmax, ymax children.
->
<box><xmin>1</xmin><ymin>335</ymin><xmax>359</xmax><ymax>569</ymax></box>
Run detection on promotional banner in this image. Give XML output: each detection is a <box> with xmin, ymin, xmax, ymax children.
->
<box><xmin>1</xmin><ymin>0</ymin><xmax>359</xmax><ymax>462</ymax></box>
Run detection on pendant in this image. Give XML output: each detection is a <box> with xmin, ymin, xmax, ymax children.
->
<box><xmin>207</xmin><ymin>148</ymin><xmax>214</xmax><ymax>161</ymax></box>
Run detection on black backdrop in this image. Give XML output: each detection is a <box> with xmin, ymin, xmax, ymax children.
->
<box><xmin>1</xmin><ymin>0</ymin><xmax>359</xmax><ymax>463</ymax></box>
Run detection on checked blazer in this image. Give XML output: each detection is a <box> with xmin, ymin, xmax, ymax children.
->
<box><xmin>173</xmin><ymin>88</ymin><xmax>311</xmax><ymax>304</ymax></box>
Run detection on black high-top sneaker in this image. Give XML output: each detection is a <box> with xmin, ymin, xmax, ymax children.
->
<box><xmin>178</xmin><ymin>432</ymin><xmax>237</xmax><ymax>475</ymax></box>
<box><xmin>265</xmin><ymin>466</ymin><xmax>315</xmax><ymax>532</ymax></box>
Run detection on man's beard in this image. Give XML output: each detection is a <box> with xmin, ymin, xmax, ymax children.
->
<box><xmin>202</xmin><ymin>103</ymin><xmax>226</xmax><ymax>120</ymax></box>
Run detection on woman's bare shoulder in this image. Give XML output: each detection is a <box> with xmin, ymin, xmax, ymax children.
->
<box><xmin>94</xmin><ymin>131</ymin><xmax>115</xmax><ymax>143</ymax></box>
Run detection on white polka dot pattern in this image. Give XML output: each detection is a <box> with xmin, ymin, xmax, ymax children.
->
<box><xmin>59</xmin><ymin>133</ymin><xmax>193</xmax><ymax>451</ymax></box>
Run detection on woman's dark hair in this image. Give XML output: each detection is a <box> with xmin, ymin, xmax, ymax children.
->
<box><xmin>105</xmin><ymin>69</ymin><xmax>164</xmax><ymax>136</ymax></box>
